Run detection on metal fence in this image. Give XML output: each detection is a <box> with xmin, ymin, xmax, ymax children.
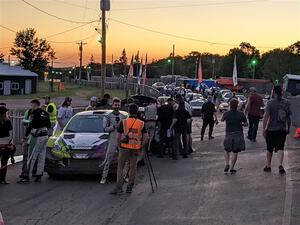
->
<box><xmin>71</xmin><ymin>77</ymin><xmax>162</xmax><ymax>99</ymax></box>
<box><xmin>10</xmin><ymin>107</ymin><xmax>86</xmax><ymax>145</ymax></box>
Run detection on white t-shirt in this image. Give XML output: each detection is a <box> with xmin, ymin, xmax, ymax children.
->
<box><xmin>57</xmin><ymin>106</ymin><xmax>73</xmax><ymax>130</ymax></box>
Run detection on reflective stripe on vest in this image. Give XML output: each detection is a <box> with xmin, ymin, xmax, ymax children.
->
<box><xmin>46</xmin><ymin>102</ymin><xmax>57</xmax><ymax>125</ymax></box>
<box><xmin>120</xmin><ymin>118</ymin><xmax>144</xmax><ymax>150</ymax></box>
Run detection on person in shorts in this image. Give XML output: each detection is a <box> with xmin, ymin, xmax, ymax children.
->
<box><xmin>262</xmin><ymin>86</ymin><xmax>291</xmax><ymax>174</ymax></box>
<box><xmin>221</xmin><ymin>99</ymin><xmax>248</xmax><ymax>174</ymax></box>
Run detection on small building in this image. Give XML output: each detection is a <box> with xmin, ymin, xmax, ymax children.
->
<box><xmin>0</xmin><ymin>63</ymin><xmax>38</xmax><ymax>95</ymax></box>
<box><xmin>283</xmin><ymin>74</ymin><xmax>300</xmax><ymax>96</ymax></box>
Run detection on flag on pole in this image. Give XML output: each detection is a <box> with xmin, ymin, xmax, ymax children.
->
<box><xmin>128</xmin><ymin>55</ymin><xmax>134</xmax><ymax>79</ymax></box>
<box><xmin>142</xmin><ymin>54</ymin><xmax>148</xmax><ymax>86</ymax></box>
<box><xmin>233</xmin><ymin>55</ymin><xmax>238</xmax><ymax>86</ymax></box>
<box><xmin>0</xmin><ymin>211</ymin><xmax>5</xmax><ymax>225</ymax></box>
<box><xmin>198</xmin><ymin>57</ymin><xmax>203</xmax><ymax>84</ymax></box>
<box><xmin>138</xmin><ymin>56</ymin><xmax>143</xmax><ymax>85</ymax></box>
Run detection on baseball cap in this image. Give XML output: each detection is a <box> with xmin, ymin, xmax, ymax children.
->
<box><xmin>90</xmin><ymin>96</ymin><xmax>97</xmax><ymax>102</ymax></box>
<box><xmin>43</xmin><ymin>95</ymin><xmax>51</xmax><ymax>99</ymax></box>
<box><xmin>65</xmin><ymin>97</ymin><xmax>72</xmax><ymax>102</ymax></box>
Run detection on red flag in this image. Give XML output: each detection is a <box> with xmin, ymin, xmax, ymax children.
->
<box><xmin>198</xmin><ymin>57</ymin><xmax>203</xmax><ymax>84</ymax></box>
<box><xmin>128</xmin><ymin>55</ymin><xmax>134</xmax><ymax>79</ymax></box>
<box><xmin>0</xmin><ymin>211</ymin><xmax>4</xmax><ymax>225</ymax></box>
<box><xmin>142</xmin><ymin>54</ymin><xmax>147</xmax><ymax>85</ymax></box>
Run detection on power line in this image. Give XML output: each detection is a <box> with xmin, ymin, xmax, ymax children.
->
<box><xmin>50</xmin><ymin>33</ymin><xmax>98</xmax><ymax>43</ymax></box>
<box><xmin>51</xmin><ymin>0</ymin><xmax>268</xmax><ymax>11</ymax></box>
<box><xmin>0</xmin><ymin>25</ymin><xmax>17</xmax><ymax>33</ymax></box>
<box><xmin>112</xmin><ymin>0</ymin><xmax>269</xmax><ymax>11</ymax></box>
<box><xmin>109</xmin><ymin>18</ymin><xmax>279</xmax><ymax>49</ymax></box>
<box><xmin>44</xmin><ymin>21</ymin><xmax>97</xmax><ymax>39</ymax></box>
<box><xmin>21</xmin><ymin>0</ymin><xmax>96</xmax><ymax>24</ymax></box>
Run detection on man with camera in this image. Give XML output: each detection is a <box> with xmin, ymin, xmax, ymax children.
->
<box><xmin>100</xmin><ymin>97</ymin><xmax>127</xmax><ymax>184</ymax></box>
<box><xmin>111</xmin><ymin>103</ymin><xmax>149</xmax><ymax>194</ymax></box>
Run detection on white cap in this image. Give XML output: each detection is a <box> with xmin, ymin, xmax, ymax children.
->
<box><xmin>90</xmin><ymin>96</ymin><xmax>97</xmax><ymax>102</ymax></box>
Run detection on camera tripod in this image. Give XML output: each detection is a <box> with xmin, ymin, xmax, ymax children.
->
<box><xmin>145</xmin><ymin>137</ymin><xmax>158</xmax><ymax>193</ymax></box>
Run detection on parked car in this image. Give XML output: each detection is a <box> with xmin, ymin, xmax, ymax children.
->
<box><xmin>152</xmin><ymin>82</ymin><xmax>165</xmax><ymax>91</ymax></box>
<box><xmin>219</xmin><ymin>101</ymin><xmax>230</xmax><ymax>112</ymax></box>
<box><xmin>236</xmin><ymin>95</ymin><xmax>247</xmax><ymax>110</ymax></box>
<box><xmin>222</xmin><ymin>92</ymin><xmax>233</xmax><ymax>102</ymax></box>
<box><xmin>190</xmin><ymin>100</ymin><xmax>205</xmax><ymax>116</ymax></box>
<box><xmin>45</xmin><ymin>110</ymin><xmax>141</xmax><ymax>177</ymax></box>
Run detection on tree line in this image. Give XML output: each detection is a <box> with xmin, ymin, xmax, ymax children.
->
<box><xmin>1</xmin><ymin>28</ymin><xmax>299</xmax><ymax>83</ymax></box>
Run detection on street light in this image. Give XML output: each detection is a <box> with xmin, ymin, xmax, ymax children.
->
<box><xmin>251</xmin><ymin>58</ymin><xmax>257</xmax><ymax>79</ymax></box>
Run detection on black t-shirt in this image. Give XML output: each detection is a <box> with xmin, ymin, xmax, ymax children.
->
<box><xmin>117</xmin><ymin>117</ymin><xmax>147</xmax><ymax>134</ymax></box>
<box><xmin>0</xmin><ymin>120</ymin><xmax>12</xmax><ymax>138</ymax></box>
<box><xmin>173</xmin><ymin>109</ymin><xmax>191</xmax><ymax>132</ymax></box>
<box><xmin>158</xmin><ymin>105</ymin><xmax>174</xmax><ymax>129</ymax></box>
<box><xmin>222</xmin><ymin>110</ymin><xmax>247</xmax><ymax>133</ymax></box>
<box><xmin>201</xmin><ymin>102</ymin><xmax>216</xmax><ymax>121</ymax></box>
<box><xmin>26</xmin><ymin>108</ymin><xmax>51</xmax><ymax>136</ymax></box>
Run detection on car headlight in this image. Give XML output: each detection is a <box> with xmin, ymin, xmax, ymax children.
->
<box><xmin>54</xmin><ymin>143</ymin><xmax>62</xmax><ymax>151</ymax></box>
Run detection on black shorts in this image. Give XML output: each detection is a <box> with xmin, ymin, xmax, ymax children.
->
<box><xmin>266</xmin><ymin>130</ymin><xmax>287</xmax><ymax>153</ymax></box>
<box><xmin>187</xmin><ymin>123</ymin><xmax>192</xmax><ymax>134</ymax></box>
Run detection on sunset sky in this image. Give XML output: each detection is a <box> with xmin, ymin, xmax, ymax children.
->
<box><xmin>0</xmin><ymin>0</ymin><xmax>299</xmax><ymax>67</ymax></box>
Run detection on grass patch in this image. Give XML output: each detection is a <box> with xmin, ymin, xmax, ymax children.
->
<box><xmin>0</xmin><ymin>82</ymin><xmax>125</xmax><ymax>100</ymax></box>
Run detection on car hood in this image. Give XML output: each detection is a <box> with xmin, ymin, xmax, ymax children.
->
<box><xmin>62</xmin><ymin>133</ymin><xmax>108</xmax><ymax>150</ymax></box>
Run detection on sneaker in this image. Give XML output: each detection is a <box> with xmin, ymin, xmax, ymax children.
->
<box><xmin>34</xmin><ymin>176</ymin><xmax>42</xmax><ymax>183</ymax></box>
<box><xmin>0</xmin><ymin>180</ymin><xmax>9</xmax><ymax>185</ymax></box>
<box><xmin>279</xmin><ymin>166</ymin><xmax>286</xmax><ymax>174</ymax></box>
<box><xmin>209</xmin><ymin>136</ymin><xmax>214</xmax><ymax>140</ymax></box>
<box><xmin>110</xmin><ymin>188</ymin><xmax>123</xmax><ymax>195</ymax></box>
<box><xmin>201</xmin><ymin>137</ymin><xmax>204</xmax><ymax>141</ymax></box>
<box><xmin>224</xmin><ymin>165</ymin><xmax>230</xmax><ymax>173</ymax></box>
<box><xmin>100</xmin><ymin>178</ymin><xmax>106</xmax><ymax>184</ymax></box>
<box><xmin>126</xmin><ymin>185</ymin><xmax>133</xmax><ymax>194</ymax></box>
<box><xmin>263</xmin><ymin>166</ymin><xmax>271</xmax><ymax>172</ymax></box>
<box><xmin>230</xmin><ymin>169</ymin><xmax>237</xmax><ymax>174</ymax></box>
<box><xmin>17</xmin><ymin>178</ymin><xmax>30</xmax><ymax>183</ymax></box>
<box><xmin>182</xmin><ymin>155</ymin><xmax>188</xmax><ymax>159</ymax></box>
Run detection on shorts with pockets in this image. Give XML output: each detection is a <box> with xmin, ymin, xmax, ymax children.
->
<box><xmin>266</xmin><ymin>130</ymin><xmax>287</xmax><ymax>153</ymax></box>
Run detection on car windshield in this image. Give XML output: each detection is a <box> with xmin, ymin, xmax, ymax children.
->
<box><xmin>191</xmin><ymin>102</ymin><xmax>204</xmax><ymax>106</ymax></box>
<box><xmin>237</xmin><ymin>95</ymin><xmax>246</xmax><ymax>101</ymax></box>
<box><xmin>65</xmin><ymin>115</ymin><xmax>104</xmax><ymax>133</ymax></box>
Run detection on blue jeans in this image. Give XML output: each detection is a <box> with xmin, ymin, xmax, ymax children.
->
<box><xmin>248</xmin><ymin>115</ymin><xmax>260</xmax><ymax>141</ymax></box>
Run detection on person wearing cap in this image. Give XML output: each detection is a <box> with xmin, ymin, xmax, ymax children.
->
<box><xmin>0</xmin><ymin>107</ymin><xmax>13</xmax><ymax>184</ymax></box>
<box><xmin>43</xmin><ymin>96</ymin><xmax>57</xmax><ymax>135</ymax></box>
<box><xmin>55</xmin><ymin>97</ymin><xmax>73</xmax><ymax>132</ymax></box>
<box><xmin>245</xmin><ymin>87</ymin><xmax>263</xmax><ymax>142</ymax></box>
<box><xmin>86</xmin><ymin>96</ymin><xmax>98</xmax><ymax>111</ymax></box>
<box><xmin>262</xmin><ymin>85</ymin><xmax>291</xmax><ymax>174</ymax></box>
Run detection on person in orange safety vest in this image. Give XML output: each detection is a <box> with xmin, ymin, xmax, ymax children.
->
<box><xmin>111</xmin><ymin>103</ymin><xmax>149</xmax><ymax>195</ymax></box>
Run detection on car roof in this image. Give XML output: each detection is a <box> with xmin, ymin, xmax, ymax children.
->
<box><xmin>75</xmin><ymin>110</ymin><xmax>128</xmax><ymax>116</ymax></box>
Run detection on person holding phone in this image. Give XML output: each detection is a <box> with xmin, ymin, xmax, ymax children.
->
<box><xmin>100</xmin><ymin>98</ymin><xmax>127</xmax><ymax>184</ymax></box>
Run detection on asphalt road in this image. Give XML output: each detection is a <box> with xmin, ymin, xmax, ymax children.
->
<box><xmin>2</xmin><ymin>113</ymin><xmax>299</xmax><ymax>225</ymax></box>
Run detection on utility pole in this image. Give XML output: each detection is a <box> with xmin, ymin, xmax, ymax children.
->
<box><xmin>77</xmin><ymin>41</ymin><xmax>87</xmax><ymax>86</ymax></box>
<box><xmin>172</xmin><ymin>44</ymin><xmax>175</xmax><ymax>75</ymax></box>
<box><xmin>100</xmin><ymin>0</ymin><xmax>110</xmax><ymax>97</ymax></box>
<box><xmin>212</xmin><ymin>58</ymin><xmax>215</xmax><ymax>79</ymax></box>
<box><xmin>195</xmin><ymin>57</ymin><xmax>198</xmax><ymax>79</ymax></box>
